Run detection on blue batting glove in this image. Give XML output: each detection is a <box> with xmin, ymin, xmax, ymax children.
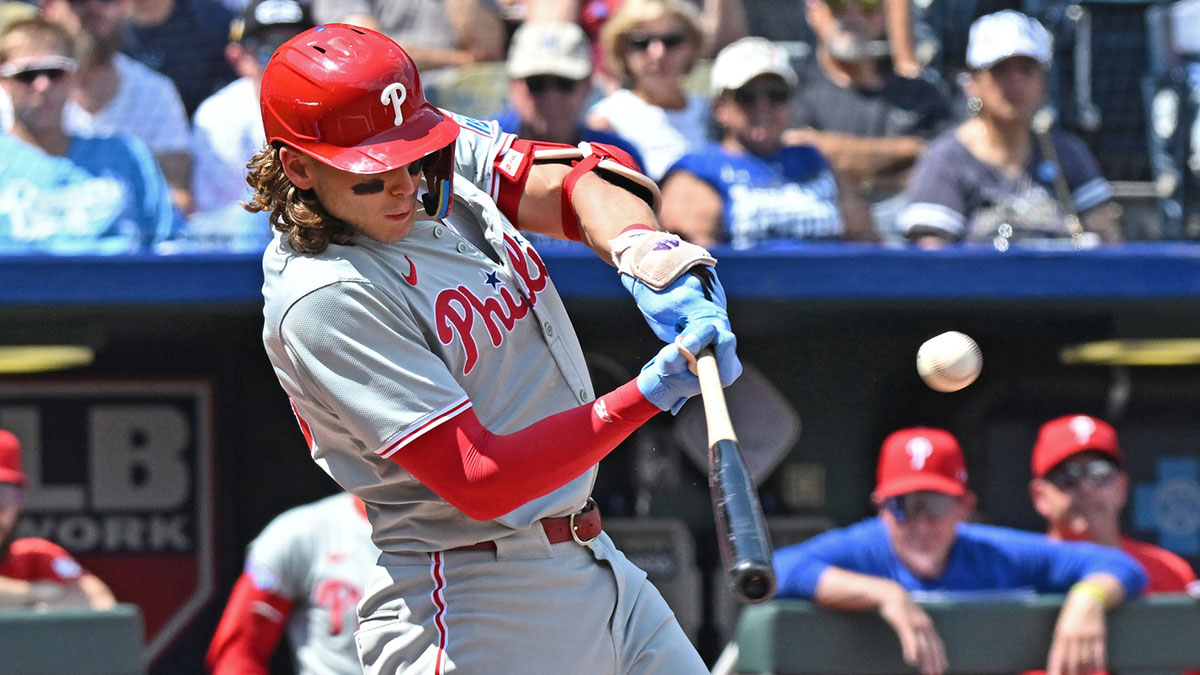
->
<box><xmin>637</xmin><ymin>341</ymin><xmax>701</xmax><ymax>415</ymax></box>
<box><xmin>622</xmin><ymin>268</ymin><xmax>740</xmax><ymax>386</ymax></box>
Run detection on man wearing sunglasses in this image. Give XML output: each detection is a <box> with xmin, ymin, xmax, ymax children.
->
<box><xmin>774</xmin><ymin>427</ymin><xmax>1147</xmax><ymax>675</ymax></box>
<box><xmin>1030</xmin><ymin>415</ymin><xmax>1197</xmax><ymax>594</ymax></box>
<box><xmin>491</xmin><ymin>21</ymin><xmax>643</xmax><ymax>172</ymax></box>
<box><xmin>0</xmin><ymin>17</ymin><xmax>179</xmax><ymax>253</ymax></box>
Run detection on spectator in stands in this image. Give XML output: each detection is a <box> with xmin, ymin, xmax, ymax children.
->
<box><xmin>491</xmin><ymin>20</ymin><xmax>643</xmax><ymax>169</ymax></box>
<box><xmin>42</xmin><ymin>0</ymin><xmax>194</xmax><ymax>215</ymax></box>
<box><xmin>123</xmin><ymin>0</ymin><xmax>237</xmax><ymax>115</ymax></box>
<box><xmin>206</xmin><ymin>491</ymin><xmax>376</xmax><ymax>675</ymax></box>
<box><xmin>782</xmin><ymin>0</ymin><xmax>953</xmax><ymax>242</ymax></box>
<box><xmin>524</xmin><ymin>0</ymin><xmax>747</xmax><ymax>92</ymax></box>
<box><xmin>187</xmin><ymin>0</ymin><xmax>311</xmax><ymax>249</ymax></box>
<box><xmin>587</xmin><ymin>0</ymin><xmax>710</xmax><ymax>181</ymax></box>
<box><xmin>774</xmin><ymin>426</ymin><xmax>1148</xmax><ymax>675</ymax></box>
<box><xmin>1030</xmin><ymin>414</ymin><xmax>1198</xmax><ymax>593</ymax></box>
<box><xmin>0</xmin><ymin>429</ymin><xmax>116</xmax><ymax>609</ymax></box>
<box><xmin>659</xmin><ymin>37</ymin><xmax>873</xmax><ymax>246</ymax></box>
<box><xmin>310</xmin><ymin>0</ymin><xmax>505</xmax><ymax>94</ymax></box>
<box><xmin>0</xmin><ymin>17</ymin><xmax>178</xmax><ymax>253</ymax></box>
<box><xmin>897</xmin><ymin>11</ymin><xmax>1122</xmax><ymax>248</ymax></box>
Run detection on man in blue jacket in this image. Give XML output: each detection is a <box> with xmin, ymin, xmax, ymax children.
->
<box><xmin>774</xmin><ymin>426</ymin><xmax>1147</xmax><ymax>675</ymax></box>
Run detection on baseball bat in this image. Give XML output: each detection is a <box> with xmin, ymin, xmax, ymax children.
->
<box><xmin>688</xmin><ymin>347</ymin><xmax>777</xmax><ymax>604</ymax></box>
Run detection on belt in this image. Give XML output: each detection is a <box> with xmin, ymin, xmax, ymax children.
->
<box><xmin>450</xmin><ymin>498</ymin><xmax>601</xmax><ymax>551</ymax></box>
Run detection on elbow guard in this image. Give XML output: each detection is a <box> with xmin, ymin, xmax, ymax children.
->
<box><xmin>493</xmin><ymin>140</ymin><xmax>661</xmax><ymax>240</ymax></box>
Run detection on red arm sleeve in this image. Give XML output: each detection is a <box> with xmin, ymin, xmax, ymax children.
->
<box><xmin>206</xmin><ymin>573</ymin><xmax>295</xmax><ymax>675</ymax></box>
<box><xmin>392</xmin><ymin>379</ymin><xmax>659</xmax><ymax>520</ymax></box>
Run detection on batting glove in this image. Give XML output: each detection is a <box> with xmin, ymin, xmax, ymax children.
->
<box><xmin>622</xmin><ymin>268</ymin><xmax>740</xmax><ymax>385</ymax></box>
<box><xmin>637</xmin><ymin>322</ymin><xmax>740</xmax><ymax>414</ymax></box>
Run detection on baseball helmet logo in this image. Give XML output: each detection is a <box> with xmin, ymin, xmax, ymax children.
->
<box><xmin>381</xmin><ymin>83</ymin><xmax>408</xmax><ymax>126</ymax></box>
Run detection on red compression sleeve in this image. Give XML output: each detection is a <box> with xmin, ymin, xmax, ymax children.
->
<box><xmin>206</xmin><ymin>573</ymin><xmax>294</xmax><ymax>675</ymax></box>
<box><xmin>392</xmin><ymin>379</ymin><xmax>659</xmax><ymax>520</ymax></box>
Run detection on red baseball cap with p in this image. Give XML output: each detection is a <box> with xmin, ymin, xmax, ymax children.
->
<box><xmin>873</xmin><ymin>427</ymin><xmax>968</xmax><ymax>501</ymax></box>
<box><xmin>0</xmin><ymin>429</ymin><xmax>27</xmax><ymax>486</ymax></box>
<box><xmin>1031</xmin><ymin>414</ymin><xmax>1121</xmax><ymax>478</ymax></box>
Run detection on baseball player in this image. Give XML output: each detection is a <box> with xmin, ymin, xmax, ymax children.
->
<box><xmin>1030</xmin><ymin>415</ymin><xmax>1198</xmax><ymax>592</ymax></box>
<box><xmin>206</xmin><ymin>491</ymin><xmax>376</xmax><ymax>675</ymax></box>
<box><xmin>249</xmin><ymin>24</ymin><xmax>740</xmax><ymax>675</ymax></box>
<box><xmin>0</xmin><ymin>429</ymin><xmax>116</xmax><ymax>610</ymax></box>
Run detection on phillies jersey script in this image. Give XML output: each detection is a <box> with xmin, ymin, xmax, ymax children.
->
<box><xmin>261</xmin><ymin>114</ymin><xmax>597</xmax><ymax>553</ymax></box>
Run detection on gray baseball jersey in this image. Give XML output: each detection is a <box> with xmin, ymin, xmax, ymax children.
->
<box><xmin>261</xmin><ymin>111</ymin><xmax>707</xmax><ymax>675</ymax></box>
<box><xmin>262</xmin><ymin>112</ymin><xmax>596</xmax><ymax>553</ymax></box>
<box><xmin>245</xmin><ymin>492</ymin><xmax>376</xmax><ymax>675</ymax></box>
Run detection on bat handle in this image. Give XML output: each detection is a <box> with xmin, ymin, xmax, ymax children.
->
<box><xmin>679</xmin><ymin>345</ymin><xmax>737</xmax><ymax>443</ymax></box>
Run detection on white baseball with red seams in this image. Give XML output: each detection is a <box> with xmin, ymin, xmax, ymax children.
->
<box><xmin>917</xmin><ymin>331</ymin><xmax>983</xmax><ymax>392</ymax></box>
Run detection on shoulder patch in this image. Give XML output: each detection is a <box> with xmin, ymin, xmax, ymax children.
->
<box><xmin>446</xmin><ymin>111</ymin><xmax>496</xmax><ymax>138</ymax></box>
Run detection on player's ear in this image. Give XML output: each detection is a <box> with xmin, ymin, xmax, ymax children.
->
<box><xmin>958</xmin><ymin>491</ymin><xmax>977</xmax><ymax>519</ymax></box>
<box><xmin>1029</xmin><ymin>478</ymin><xmax>1051</xmax><ymax>517</ymax></box>
<box><xmin>279</xmin><ymin>146</ymin><xmax>316</xmax><ymax>190</ymax></box>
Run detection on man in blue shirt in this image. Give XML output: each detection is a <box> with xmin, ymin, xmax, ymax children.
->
<box><xmin>0</xmin><ymin>17</ymin><xmax>179</xmax><ymax>254</ymax></box>
<box><xmin>774</xmin><ymin>427</ymin><xmax>1147</xmax><ymax>675</ymax></box>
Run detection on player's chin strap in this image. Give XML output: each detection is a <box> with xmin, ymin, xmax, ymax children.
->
<box><xmin>493</xmin><ymin>140</ymin><xmax>661</xmax><ymax>240</ymax></box>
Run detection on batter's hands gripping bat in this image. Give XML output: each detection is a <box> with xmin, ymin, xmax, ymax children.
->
<box><xmin>683</xmin><ymin>346</ymin><xmax>777</xmax><ymax>604</ymax></box>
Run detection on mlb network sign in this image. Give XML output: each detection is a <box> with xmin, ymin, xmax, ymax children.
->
<box><xmin>0</xmin><ymin>380</ymin><xmax>214</xmax><ymax>664</ymax></box>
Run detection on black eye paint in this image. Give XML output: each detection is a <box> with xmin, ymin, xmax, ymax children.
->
<box><xmin>352</xmin><ymin>179</ymin><xmax>385</xmax><ymax>195</ymax></box>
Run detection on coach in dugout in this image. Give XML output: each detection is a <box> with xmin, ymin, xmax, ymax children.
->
<box><xmin>0</xmin><ymin>429</ymin><xmax>116</xmax><ymax>610</ymax></box>
<box><xmin>773</xmin><ymin>427</ymin><xmax>1147</xmax><ymax>675</ymax></box>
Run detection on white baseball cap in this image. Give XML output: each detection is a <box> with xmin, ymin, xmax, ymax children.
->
<box><xmin>966</xmin><ymin>10</ymin><xmax>1053</xmax><ymax>70</ymax></box>
<box><xmin>506</xmin><ymin>21</ymin><xmax>592</xmax><ymax>81</ymax></box>
<box><xmin>710</xmin><ymin>37</ymin><xmax>798</xmax><ymax>95</ymax></box>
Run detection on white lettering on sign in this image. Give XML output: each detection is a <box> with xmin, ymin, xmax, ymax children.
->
<box><xmin>90</xmin><ymin>405</ymin><xmax>190</xmax><ymax>510</ymax></box>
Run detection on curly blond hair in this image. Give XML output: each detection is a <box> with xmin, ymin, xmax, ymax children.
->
<box><xmin>243</xmin><ymin>145</ymin><xmax>356</xmax><ymax>255</ymax></box>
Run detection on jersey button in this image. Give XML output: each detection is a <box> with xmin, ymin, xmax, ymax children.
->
<box><xmin>578</xmin><ymin>389</ymin><xmax>589</xmax><ymax>401</ymax></box>
<box><xmin>543</xmin><ymin>322</ymin><xmax>554</xmax><ymax>336</ymax></box>
<box><xmin>456</xmin><ymin>242</ymin><xmax>469</xmax><ymax>254</ymax></box>
<box><xmin>433</xmin><ymin>226</ymin><xmax>444</xmax><ymax>238</ymax></box>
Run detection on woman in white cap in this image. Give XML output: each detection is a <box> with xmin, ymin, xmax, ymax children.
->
<box><xmin>658</xmin><ymin>37</ymin><xmax>875</xmax><ymax>247</ymax></box>
<box><xmin>897</xmin><ymin>10</ymin><xmax>1122</xmax><ymax>248</ymax></box>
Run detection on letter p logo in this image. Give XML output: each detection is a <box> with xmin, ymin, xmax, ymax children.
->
<box><xmin>381</xmin><ymin>83</ymin><xmax>408</xmax><ymax>126</ymax></box>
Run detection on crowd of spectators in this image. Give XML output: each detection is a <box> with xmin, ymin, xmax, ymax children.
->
<box><xmin>0</xmin><ymin>0</ymin><xmax>1195</xmax><ymax>253</ymax></box>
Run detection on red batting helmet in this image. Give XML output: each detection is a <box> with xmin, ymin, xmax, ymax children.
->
<box><xmin>260</xmin><ymin>24</ymin><xmax>459</xmax><ymax>216</ymax></box>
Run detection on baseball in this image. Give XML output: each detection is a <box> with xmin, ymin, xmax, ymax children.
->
<box><xmin>916</xmin><ymin>331</ymin><xmax>982</xmax><ymax>392</ymax></box>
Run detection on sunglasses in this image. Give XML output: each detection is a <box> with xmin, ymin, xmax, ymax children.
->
<box><xmin>884</xmin><ymin>491</ymin><xmax>958</xmax><ymax>523</ymax></box>
<box><xmin>732</xmin><ymin>84</ymin><xmax>791</xmax><ymax>106</ymax></box>
<box><xmin>404</xmin><ymin>149</ymin><xmax>442</xmax><ymax>177</ymax></box>
<box><xmin>825</xmin><ymin>0</ymin><xmax>882</xmax><ymax>12</ymax></box>
<box><xmin>1045</xmin><ymin>458</ymin><xmax>1119</xmax><ymax>491</ymax></box>
<box><xmin>0</xmin><ymin>56</ymin><xmax>77</xmax><ymax>84</ymax></box>
<box><xmin>524</xmin><ymin>75</ymin><xmax>582</xmax><ymax>95</ymax></box>
<box><xmin>626</xmin><ymin>32</ymin><xmax>688</xmax><ymax>52</ymax></box>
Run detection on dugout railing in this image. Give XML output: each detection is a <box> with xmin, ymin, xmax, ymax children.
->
<box><xmin>733</xmin><ymin>595</ymin><xmax>1200</xmax><ymax>674</ymax></box>
<box><xmin>0</xmin><ymin>603</ymin><xmax>145</xmax><ymax>675</ymax></box>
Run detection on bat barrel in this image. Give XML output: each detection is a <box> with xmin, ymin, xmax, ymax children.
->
<box><xmin>711</xmin><ymin>437</ymin><xmax>777</xmax><ymax>604</ymax></box>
